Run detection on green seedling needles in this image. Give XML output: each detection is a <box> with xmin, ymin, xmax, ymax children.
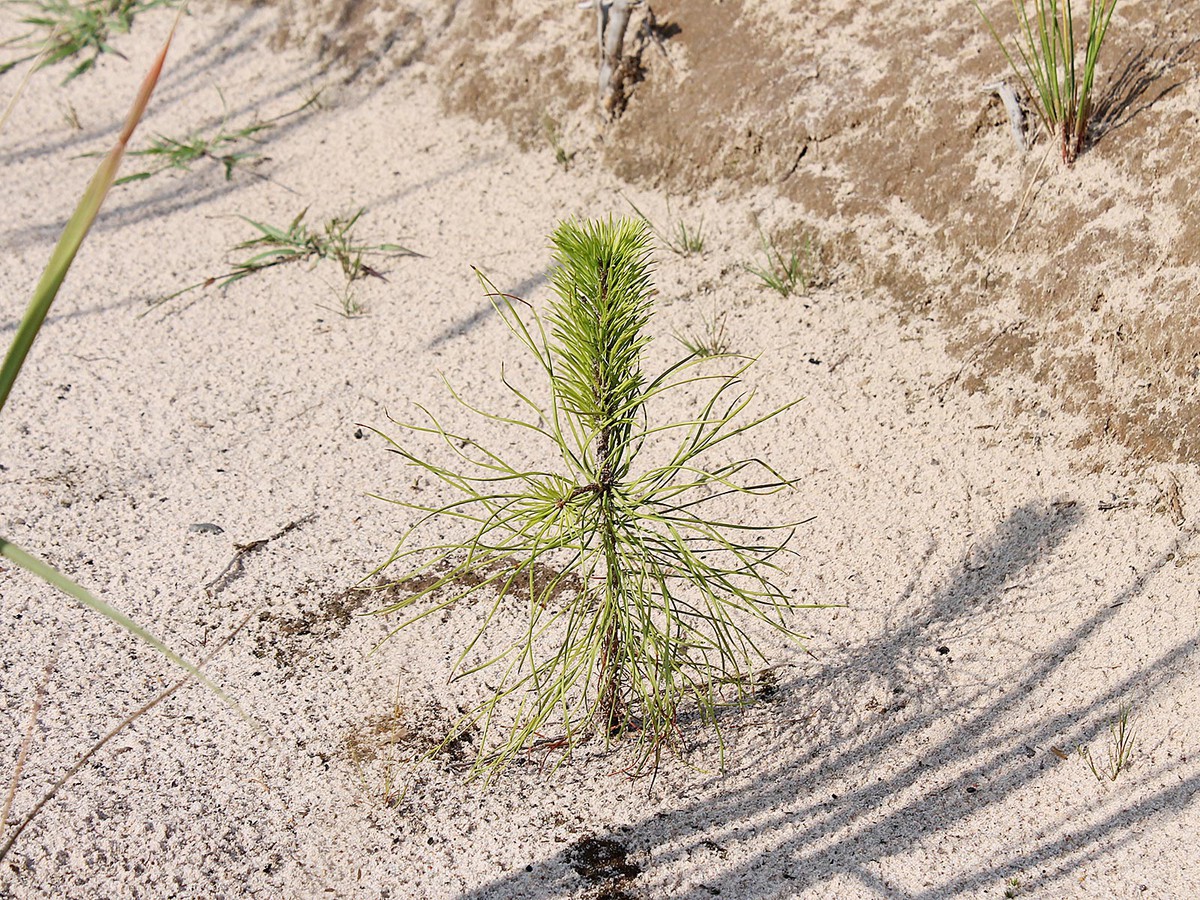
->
<box><xmin>1</xmin><ymin>16</ymin><xmax>233</xmax><ymax>703</ymax></box>
<box><xmin>371</xmin><ymin>218</ymin><xmax>814</xmax><ymax>779</ymax></box>
<box><xmin>974</xmin><ymin>0</ymin><xmax>1119</xmax><ymax>163</ymax></box>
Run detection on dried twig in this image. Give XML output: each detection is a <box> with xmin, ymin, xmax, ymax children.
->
<box><xmin>982</xmin><ymin>80</ymin><xmax>1028</xmax><ymax>152</ymax></box>
<box><xmin>205</xmin><ymin>514</ymin><xmax>315</xmax><ymax>598</ymax></box>
<box><xmin>593</xmin><ymin>0</ymin><xmax>640</xmax><ymax>115</ymax></box>
<box><xmin>1</xmin><ymin>643</ymin><xmax>60</xmax><ymax>829</ymax></box>
<box><xmin>0</xmin><ymin>613</ymin><xmax>253</xmax><ymax>864</ymax></box>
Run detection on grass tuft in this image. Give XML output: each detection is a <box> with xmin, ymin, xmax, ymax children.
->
<box><xmin>155</xmin><ymin>208</ymin><xmax>418</xmax><ymax>308</ymax></box>
<box><xmin>625</xmin><ymin>196</ymin><xmax>705</xmax><ymax>257</ymax></box>
<box><xmin>744</xmin><ymin>226</ymin><xmax>818</xmax><ymax>297</ymax></box>
<box><xmin>675</xmin><ymin>304</ymin><xmax>733</xmax><ymax>359</ymax></box>
<box><xmin>973</xmin><ymin>0</ymin><xmax>1119</xmax><ymax>163</ymax></box>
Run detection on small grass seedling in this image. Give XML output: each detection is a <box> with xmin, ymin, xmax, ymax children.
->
<box><xmin>973</xmin><ymin>0</ymin><xmax>1119</xmax><ymax>163</ymax></box>
<box><xmin>675</xmin><ymin>303</ymin><xmax>733</xmax><ymax>359</ymax></box>
<box><xmin>1077</xmin><ymin>702</ymin><xmax>1136</xmax><ymax>782</ymax></box>
<box><xmin>1005</xmin><ymin>875</ymin><xmax>1023</xmax><ymax>898</ymax></box>
<box><xmin>369</xmin><ymin>217</ymin><xmax>814</xmax><ymax>781</ymax></box>
<box><xmin>541</xmin><ymin>113</ymin><xmax>575</xmax><ymax>171</ymax></box>
<box><xmin>745</xmin><ymin>226</ymin><xmax>818</xmax><ymax>297</ymax></box>
<box><xmin>108</xmin><ymin>90</ymin><xmax>320</xmax><ymax>184</ymax></box>
<box><xmin>318</xmin><ymin>280</ymin><xmax>370</xmax><ymax>319</ymax></box>
<box><xmin>1</xmin><ymin>0</ymin><xmax>180</xmax><ymax>82</ymax></box>
<box><xmin>625</xmin><ymin>196</ymin><xmax>705</xmax><ymax>257</ymax></box>
<box><xmin>156</xmin><ymin>208</ymin><xmax>417</xmax><ymax>308</ymax></box>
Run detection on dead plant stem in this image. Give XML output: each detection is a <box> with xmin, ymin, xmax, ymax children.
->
<box><xmin>0</xmin><ymin>613</ymin><xmax>253</xmax><ymax>864</ymax></box>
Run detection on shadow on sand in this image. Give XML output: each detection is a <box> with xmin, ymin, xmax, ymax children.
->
<box><xmin>455</xmin><ymin>500</ymin><xmax>1198</xmax><ymax>899</ymax></box>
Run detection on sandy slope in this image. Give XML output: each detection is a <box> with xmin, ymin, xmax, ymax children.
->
<box><xmin>0</xmin><ymin>2</ymin><xmax>1197</xmax><ymax>898</ymax></box>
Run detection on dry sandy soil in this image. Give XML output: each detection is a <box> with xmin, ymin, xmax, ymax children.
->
<box><xmin>1</xmin><ymin>1</ymin><xmax>1198</xmax><ymax>897</ymax></box>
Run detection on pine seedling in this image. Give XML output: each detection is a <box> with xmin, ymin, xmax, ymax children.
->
<box><xmin>370</xmin><ymin>217</ymin><xmax>813</xmax><ymax>779</ymax></box>
<box><xmin>973</xmin><ymin>0</ymin><xmax>1119</xmax><ymax>163</ymax></box>
<box><xmin>1</xmin><ymin>0</ymin><xmax>180</xmax><ymax>82</ymax></box>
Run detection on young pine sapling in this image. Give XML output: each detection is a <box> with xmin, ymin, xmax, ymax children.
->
<box><xmin>370</xmin><ymin>218</ymin><xmax>814</xmax><ymax>779</ymax></box>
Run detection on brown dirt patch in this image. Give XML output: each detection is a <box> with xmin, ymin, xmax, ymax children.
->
<box><xmin>259</xmin><ymin>0</ymin><xmax>1200</xmax><ymax>465</ymax></box>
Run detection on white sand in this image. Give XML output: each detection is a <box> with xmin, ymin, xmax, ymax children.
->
<box><xmin>1</xmin><ymin>3</ymin><xmax>1197</xmax><ymax>898</ymax></box>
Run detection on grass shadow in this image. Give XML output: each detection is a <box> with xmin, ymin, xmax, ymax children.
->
<box><xmin>1091</xmin><ymin>35</ymin><xmax>1200</xmax><ymax>142</ymax></box>
<box><xmin>452</xmin><ymin>500</ymin><xmax>1198</xmax><ymax>898</ymax></box>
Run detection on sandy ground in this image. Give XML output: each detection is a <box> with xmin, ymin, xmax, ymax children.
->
<box><xmin>1</xmin><ymin>2</ymin><xmax>1198</xmax><ymax>898</ymax></box>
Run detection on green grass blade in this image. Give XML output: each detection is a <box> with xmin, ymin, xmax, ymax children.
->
<box><xmin>0</xmin><ymin>537</ymin><xmax>236</xmax><ymax>705</ymax></box>
<box><xmin>0</xmin><ymin>13</ymin><xmax>244</xmax><ymax>713</ymax></box>
<box><xmin>0</xmin><ymin>13</ymin><xmax>175</xmax><ymax>412</ymax></box>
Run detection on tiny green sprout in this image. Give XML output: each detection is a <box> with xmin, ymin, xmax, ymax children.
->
<box><xmin>624</xmin><ymin>196</ymin><xmax>705</xmax><ymax>257</ymax></box>
<box><xmin>745</xmin><ymin>226</ymin><xmax>818</xmax><ymax>298</ymax></box>
<box><xmin>368</xmin><ymin>217</ymin><xmax>815</xmax><ymax>781</ymax></box>
<box><xmin>1078</xmin><ymin>701</ymin><xmax>1136</xmax><ymax>782</ymax></box>
<box><xmin>675</xmin><ymin>304</ymin><xmax>733</xmax><ymax>359</ymax></box>
<box><xmin>1</xmin><ymin>0</ymin><xmax>181</xmax><ymax>83</ymax></box>
<box><xmin>541</xmin><ymin>113</ymin><xmax>575</xmax><ymax>171</ymax></box>
<box><xmin>318</xmin><ymin>281</ymin><xmax>369</xmax><ymax>319</ymax></box>
<box><xmin>1005</xmin><ymin>875</ymin><xmax>1022</xmax><ymax>898</ymax></box>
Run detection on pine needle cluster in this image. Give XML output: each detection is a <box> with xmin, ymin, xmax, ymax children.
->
<box><xmin>370</xmin><ymin>218</ymin><xmax>813</xmax><ymax>778</ymax></box>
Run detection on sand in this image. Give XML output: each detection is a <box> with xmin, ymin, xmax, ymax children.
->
<box><xmin>1</xmin><ymin>1</ymin><xmax>1197</xmax><ymax>897</ymax></box>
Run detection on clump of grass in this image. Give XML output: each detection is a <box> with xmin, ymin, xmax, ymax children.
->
<box><xmin>675</xmin><ymin>304</ymin><xmax>733</xmax><ymax>358</ymax></box>
<box><xmin>1</xmin><ymin>0</ymin><xmax>180</xmax><ymax>82</ymax></box>
<box><xmin>1077</xmin><ymin>702</ymin><xmax>1136</xmax><ymax>781</ymax></box>
<box><xmin>110</xmin><ymin>91</ymin><xmax>320</xmax><ymax>184</ymax></box>
<box><xmin>745</xmin><ymin>227</ymin><xmax>818</xmax><ymax>297</ymax></box>
<box><xmin>229</xmin><ymin>208</ymin><xmax>411</xmax><ymax>283</ymax></box>
<box><xmin>541</xmin><ymin>114</ymin><xmax>575</xmax><ymax>171</ymax></box>
<box><xmin>369</xmin><ymin>217</ymin><xmax>813</xmax><ymax>780</ymax></box>
<box><xmin>973</xmin><ymin>0</ymin><xmax>1119</xmax><ymax>164</ymax></box>
<box><xmin>156</xmin><ymin>208</ymin><xmax>417</xmax><ymax>307</ymax></box>
<box><xmin>625</xmin><ymin>196</ymin><xmax>705</xmax><ymax>257</ymax></box>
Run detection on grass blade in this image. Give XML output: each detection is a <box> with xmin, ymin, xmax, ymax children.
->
<box><xmin>0</xmin><ymin>12</ymin><xmax>242</xmax><ymax>711</ymax></box>
<box><xmin>0</xmin><ymin>538</ymin><xmax>232</xmax><ymax>702</ymax></box>
<box><xmin>0</xmin><ymin>11</ymin><xmax>176</xmax><ymax>411</ymax></box>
